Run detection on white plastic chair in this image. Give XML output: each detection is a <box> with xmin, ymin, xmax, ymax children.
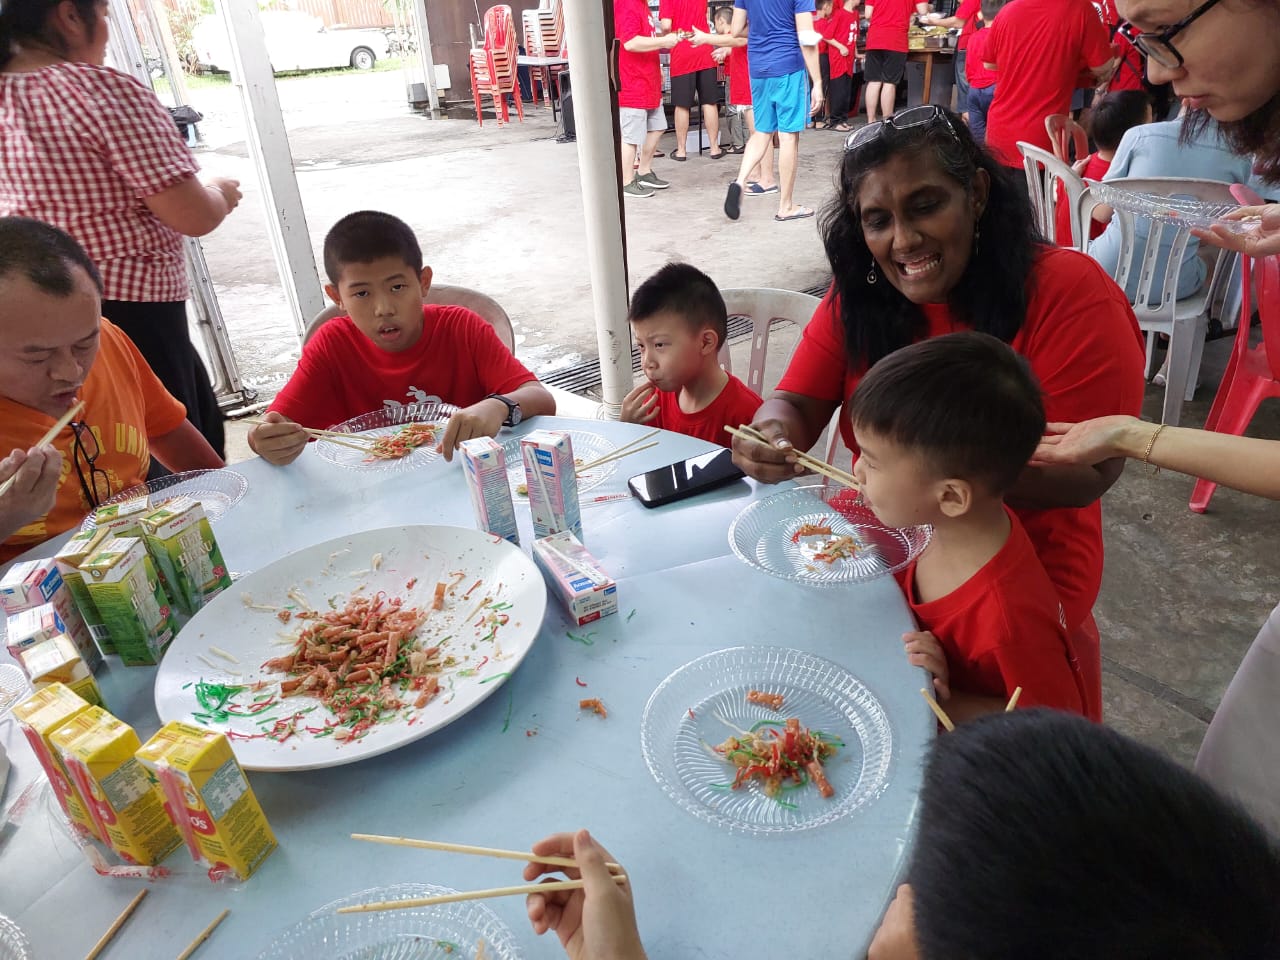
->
<box><xmin>1018</xmin><ymin>141</ymin><xmax>1089</xmax><ymax>247</ymax></box>
<box><xmin>1195</xmin><ymin>601</ymin><xmax>1280</xmax><ymax>840</ymax></box>
<box><xmin>303</xmin><ymin>283</ymin><xmax>516</xmax><ymax>351</ymax></box>
<box><xmin>1101</xmin><ymin>176</ymin><xmax>1241</xmax><ymax>426</ymax></box>
<box><xmin>718</xmin><ymin>288</ymin><xmax>822</xmax><ymax>398</ymax></box>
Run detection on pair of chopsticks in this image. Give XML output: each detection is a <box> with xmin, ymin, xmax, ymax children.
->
<box><xmin>0</xmin><ymin>399</ymin><xmax>84</xmax><ymax>499</ymax></box>
<box><xmin>577</xmin><ymin>428</ymin><xmax>660</xmax><ymax>472</ymax></box>
<box><xmin>85</xmin><ymin>890</ymin><xmax>228</xmax><ymax>960</ymax></box>
<box><xmin>336</xmin><ymin>835</ymin><xmax>627</xmax><ymax>914</ymax></box>
<box><xmin>243</xmin><ymin>418</ymin><xmax>373</xmax><ymax>453</ymax></box>
<box><xmin>723</xmin><ymin>424</ymin><xmax>860</xmax><ymax>491</ymax></box>
<box><xmin>919</xmin><ymin>685</ymin><xmax>1023</xmax><ymax>733</ymax></box>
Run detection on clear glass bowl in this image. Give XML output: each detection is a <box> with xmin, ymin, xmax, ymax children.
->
<box><xmin>83</xmin><ymin>468</ymin><xmax>248</xmax><ymax>527</ymax></box>
<box><xmin>255</xmin><ymin>883</ymin><xmax>521</xmax><ymax>960</ymax></box>
<box><xmin>640</xmin><ymin>646</ymin><xmax>894</xmax><ymax>836</ymax></box>
<box><xmin>501</xmin><ymin>430</ymin><xmax>619</xmax><ymax>498</ymax></box>
<box><xmin>728</xmin><ymin>482</ymin><xmax>931</xmax><ymax>585</ymax></box>
<box><xmin>0</xmin><ymin>916</ymin><xmax>31</xmax><ymax>960</ymax></box>
<box><xmin>318</xmin><ymin>402</ymin><xmax>459</xmax><ymax>472</ymax></box>
<box><xmin>0</xmin><ymin>665</ymin><xmax>30</xmax><ymax>717</ymax></box>
<box><xmin>1093</xmin><ymin>182</ymin><xmax>1254</xmax><ymax>233</ymax></box>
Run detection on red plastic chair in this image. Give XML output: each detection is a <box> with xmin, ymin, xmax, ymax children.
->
<box><xmin>1045</xmin><ymin>114</ymin><xmax>1088</xmax><ymax>164</ymax></box>
<box><xmin>1189</xmin><ymin>184</ymin><xmax>1280</xmax><ymax>513</ymax></box>
<box><xmin>469</xmin><ymin>4</ymin><xmax>524</xmax><ymax>127</ymax></box>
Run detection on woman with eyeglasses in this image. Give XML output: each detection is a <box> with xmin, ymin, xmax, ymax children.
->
<box><xmin>0</xmin><ymin>0</ymin><xmax>242</xmax><ymax>460</ymax></box>
<box><xmin>729</xmin><ymin>105</ymin><xmax>1146</xmax><ymax>699</ymax></box>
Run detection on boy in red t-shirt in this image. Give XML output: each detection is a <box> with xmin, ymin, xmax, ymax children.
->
<box><xmin>962</xmin><ymin>0</ymin><xmax>1004</xmax><ymax>144</ymax></box>
<box><xmin>620</xmin><ymin>263</ymin><xmax>762</xmax><ymax>447</ymax></box>
<box><xmin>850</xmin><ymin>332</ymin><xmax>1095</xmax><ymax>723</ymax></box>
<box><xmin>863</xmin><ymin>0</ymin><xmax>929</xmax><ymax>123</ymax></box>
<box><xmin>250</xmin><ymin>211</ymin><xmax>554</xmax><ymax>465</ymax></box>
<box><xmin>712</xmin><ymin>8</ymin><xmax>778</xmax><ymax>193</ymax></box>
<box><xmin>822</xmin><ymin>0</ymin><xmax>857</xmax><ymax>131</ymax></box>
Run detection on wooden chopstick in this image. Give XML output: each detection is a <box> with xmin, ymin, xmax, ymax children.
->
<box><xmin>578</xmin><ymin>427</ymin><xmax>661</xmax><ymax>472</ymax></box>
<box><xmin>920</xmin><ymin>688</ymin><xmax>955</xmax><ymax>732</ymax></box>
<box><xmin>335</xmin><ymin>876</ymin><xmax>628</xmax><ymax>914</ymax></box>
<box><xmin>0</xmin><ymin>399</ymin><xmax>85</xmax><ymax>499</ymax></box>
<box><xmin>84</xmin><ymin>888</ymin><xmax>147</xmax><ymax>960</ymax></box>
<box><xmin>576</xmin><ymin>441</ymin><xmax>658</xmax><ymax>472</ymax></box>
<box><xmin>243</xmin><ymin>418</ymin><xmax>375</xmax><ymax>447</ymax></box>
<box><xmin>1005</xmin><ymin>686</ymin><xmax>1023</xmax><ymax>712</ymax></box>
<box><xmin>723</xmin><ymin>425</ymin><xmax>861</xmax><ymax>491</ymax></box>
<box><xmin>350</xmin><ymin>834</ymin><xmax>623</xmax><ymax>871</ymax></box>
<box><xmin>174</xmin><ymin>909</ymin><xmax>230</xmax><ymax>960</ymax></box>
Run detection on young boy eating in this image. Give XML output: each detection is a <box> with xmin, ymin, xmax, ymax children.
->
<box><xmin>619</xmin><ymin>263</ymin><xmax>762</xmax><ymax>446</ymax></box>
<box><xmin>249</xmin><ymin>211</ymin><xmax>553</xmax><ymax>465</ymax></box>
<box><xmin>849</xmin><ymin>332</ymin><xmax>1094</xmax><ymax>722</ymax></box>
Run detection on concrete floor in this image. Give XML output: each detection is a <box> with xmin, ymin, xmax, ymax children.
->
<box><xmin>201</xmin><ymin>72</ymin><xmax>1278</xmax><ymax>768</ymax></box>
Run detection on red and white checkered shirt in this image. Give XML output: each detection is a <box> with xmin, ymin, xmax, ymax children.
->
<box><xmin>0</xmin><ymin>62</ymin><xmax>199</xmax><ymax>302</ymax></box>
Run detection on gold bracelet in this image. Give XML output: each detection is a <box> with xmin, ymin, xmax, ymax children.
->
<box><xmin>1142</xmin><ymin>423</ymin><xmax>1166</xmax><ymax>476</ymax></box>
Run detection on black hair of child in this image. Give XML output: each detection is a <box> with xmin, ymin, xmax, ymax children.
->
<box><xmin>849</xmin><ymin>331</ymin><xmax>1043</xmax><ymax>494</ymax></box>
<box><xmin>323</xmin><ymin>210</ymin><xmax>424</xmax><ymax>285</ymax></box>
<box><xmin>0</xmin><ymin>216</ymin><xmax>103</xmax><ymax>296</ymax></box>
<box><xmin>629</xmin><ymin>262</ymin><xmax>729</xmax><ymax>349</ymax></box>
<box><xmin>911</xmin><ymin>709</ymin><xmax>1280</xmax><ymax>960</ymax></box>
<box><xmin>1088</xmin><ymin>89</ymin><xmax>1154</xmax><ymax>153</ymax></box>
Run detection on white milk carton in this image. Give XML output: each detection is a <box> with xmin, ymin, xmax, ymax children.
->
<box><xmin>532</xmin><ymin>532</ymin><xmax>618</xmax><ymax>626</ymax></box>
<box><xmin>459</xmin><ymin>437</ymin><xmax>520</xmax><ymax>545</ymax></box>
<box><xmin>520</xmin><ymin>430</ymin><xmax>582</xmax><ymax>540</ymax></box>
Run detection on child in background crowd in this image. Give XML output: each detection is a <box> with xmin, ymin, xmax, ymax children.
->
<box><xmin>620</xmin><ymin>263</ymin><xmax>762</xmax><ymax>446</ymax></box>
<box><xmin>249</xmin><ymin>211</ymin><xmax>554</xmax><ymax>465</ymax></box>
<box><xmin>962</xmin><ymin>0</ymin><xmax>1002</xmax><ymax>143</ymax></box>
<box><xmin>850</xmin><ymin>333</ymin><xmax>1094</xmax><ymax>722</ymax></box>
<box><xmin>814</xmin><ymin>0</ymin><xmax>833</xmax><ymax>128</ymax></box>
<box><xmin>863</xmin><ymin>0</ymin><xmax>930</xmax><ymax>123</ymax></box>
<box><xmin>822</xmin><ymin>0</ymin><xmax>857</xmax><ymax>132</ymax></box>
<box><xmin>712</xmin><ymin>8</ymin><xmax>778</xmax><ymax>190</ymax></box>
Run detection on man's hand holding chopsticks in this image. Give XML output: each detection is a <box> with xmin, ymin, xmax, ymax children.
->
<box><xmin>248</xmin><ymin>412</ymin><xmax>310</xmax><ymax>466</ymax></box>
<box><xmin>0</xmin><ymin>445</ymin><xmax>62</xmax><ymax>542</ymax></box>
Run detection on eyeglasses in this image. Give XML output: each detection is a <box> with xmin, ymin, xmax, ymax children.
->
<box><xmin>844</xmin><ymin>104</ymin><xmax>960</xmax><ymax>153</ymax></box>
<box><xmin>70</xmin><ymin>420</ymin><xmax>111</xmax><ymax>509</ymax></box>
<box><xmin>1127</xmin><ymin>0</ymin><xmax>1222</xmax><ymax>69</ymax></box>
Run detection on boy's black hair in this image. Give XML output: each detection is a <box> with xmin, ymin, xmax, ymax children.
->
<box><xmin>1088</xmin><ymin>89</ymin><xmax>1152</xmax><ymax>152</ymax></box>
<box><xmin>323</xmin><ymin>211</ymin><xmax>424</xmax><ymax>285</ymax></box>
<box><xmin>849</xmin><ymin>331</ymin><xmax>1042</xmax><ymax>494</ymax></box>
<box><xmin>628</xmin><ymin>262</ymin><xmax>729</xmax><ymax>349</ymax></box>
<box><xmin>0</xmin><ymin>216</ymin><xmax>103</xmax><ymax>296</ymax></box>
<box><xmin>978</xmin><ymin>0</ymin><xmax>1005</xmax><ymax>24</ymax></box>
<box><xmin>713</xmin><ymin>6</ymin><xmax>733</xmax><ymax>25</ymax></box>
<box><xmin>911</xmin><ymin>709</ymin><xmax>1280</xmax><ymax>960</ymax></box>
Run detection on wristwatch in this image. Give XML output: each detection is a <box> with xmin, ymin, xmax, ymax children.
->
<box><xmin>487</xmin><ymin>393</ymin><xmax>522</xmax><ymax>427</ymax></box>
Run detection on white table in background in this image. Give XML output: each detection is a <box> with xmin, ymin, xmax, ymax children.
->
<box><xmin>0</xmin><ymin>417</ymin><xmax>931</xmax><ymax>960</ymax></box>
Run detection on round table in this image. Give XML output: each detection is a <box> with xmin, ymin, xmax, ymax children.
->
<box><xmin>0</xmin><ymin>417</ymin><xmax>931</xmax><ymax>959</ymax></box>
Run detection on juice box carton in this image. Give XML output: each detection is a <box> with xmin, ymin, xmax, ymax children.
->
<box><xmin>0</xmin><ymin>558</ymin><xmax>100</xmax><ymax>672</ymax></box>
<box><xmin>459</xmin><ymin>437</ymin><xmax>520</xmax><ymax>545</ymax></box>
<box><xmin>140</xmin><ymin>497</ymin><xmax>231</xmax><ymax>617</ymax></box>
<box><xmin>51</xmin><ymin>707</ymin><xmax>181</xmax><ymax>866</ymax></box>
<box><xmin>55</xmin><ymin>527</ymin><xmax>113</xmax><ymax>655</ymax></box>
<box><xmin>12</xmin><ymin>683</ymin><xmax>102</xmax><ymax>841</ymax></box>
<box><xmin>82</xmin><ymin>537</ymin><xmax>176</xmax><ymax>666</ymax></box>
<box><xmin>532</xmin><ymin>532</ymin><xmax>618</xmax><ymax>626</ymax></box>
<box><xmin>135</xmin><ymin>721</ymin><xmax>277</xmax><ymax>881</ymax></box>
<box><xmin>92</xmin><ymin>496</ymin><xmax>152</xmax><ymax>540</ymax></box>
<box><xmin>20</xmin><ymin>635</ymin><xmax>105</xmax><ymax>708</ymax></box>
<box><xmin>520</xmin><ymin>430</ymin><xmax>582</xmax><ymax>540</ymax></box>
<box><xmin>5</xmin><ymin>603</ymin><xmax>66</xmax><ymax>660</ymax></box>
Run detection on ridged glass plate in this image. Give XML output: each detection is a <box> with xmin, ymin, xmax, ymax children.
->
<box><xmin>318</xmin><ymin>402</ymin><xmax>459</xmax><ymax>472</ymax></box>
<box><xmin>0</xmin><ymin>665</ymin><xmax>30</xmax><ymax>717</ymax></box>
<box><xmin>0</xmin><ymin>916</ymin><xmax>31</xmax><ymax>960</ymax></box>
<box><xmin>641</xmin><ymin>646</ymin><xmax>893</xmax><ymax>836</ymax></box>
<box><xmin>1093</xmin><ymin>182</ymin><xmax>1256</xmax><ymax>233</ymax></box>
<box><xmin>82</xmin><ymin>468</ymin><xmax>248</xmax><ymax>527</ymax></box>
<box><xmin>728</xmin><ymin>483</ymin><xmax>931</xmax><ymax>585</ymax></box>
<box><xmin>255</xmin><ymin>883</ymin><xmax>521</xmax><ymax>960</ymax></box>
<box><xmin>501</xmin><ymin>431</ymin><xmax>619</xmax><ymax>499</ymax></box>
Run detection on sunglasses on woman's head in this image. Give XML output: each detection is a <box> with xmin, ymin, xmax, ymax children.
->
<box><xmin>844</xmin><ymin>105</ymin><xmax>961</xmax><ymax>153</ymax></box>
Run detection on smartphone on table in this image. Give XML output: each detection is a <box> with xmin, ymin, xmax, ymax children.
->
<box><xmin>627</xmin><ymin>448</ymin><xmax>747</xmax><ymax>508</ymax></box>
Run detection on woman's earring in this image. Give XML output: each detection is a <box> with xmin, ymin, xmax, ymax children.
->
<box><xmin>867</xmin><ymin>262</ymin><xmax>878</xmax><ymax>285</ymax></box>
<box><xmin>973</xmin><ymin>223</ymin><xmax>981</xmax><ymax>256</ymax></box>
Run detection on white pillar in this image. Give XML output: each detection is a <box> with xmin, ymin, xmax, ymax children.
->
<box><xmin>409</xmin><ymin>0</ymin><xmax>441</xmax><ymax>116</ymax></box>
<box><xmin>562</xmin><ymin>0</ymin><xmax>633</xmax><ymax>418</ymax></box>
<box><xmin>218</xmin><ymin>0</ymin><xmax>326</xmax><ymax>339</ymax></box>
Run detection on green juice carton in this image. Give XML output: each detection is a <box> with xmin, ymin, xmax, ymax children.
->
<box><xmin>92</xmin><ymin>496</ymin><xmax>151</xmax><ymax>540</ymax></box>
<box><xmin>54</xmin><ymin>527</ymin><xmax>113</xmax><ymax>655</ymax></box>
<box><xmin>140</xmin><ymin>497</ymin><xmax>231</xmax><ymax>617</ymax></box>
<box><xmin>82</xmin><ymin>537</ymin><xmax>176</xmax><ymax>666</ymax></box>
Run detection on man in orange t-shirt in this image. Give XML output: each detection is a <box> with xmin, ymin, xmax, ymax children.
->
<box><xmin>0</xmin><ymin>218</ymin><xmax>223</xmax><ymax>564</ymax></box>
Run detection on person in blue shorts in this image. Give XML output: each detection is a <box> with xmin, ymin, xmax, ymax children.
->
<box><xmin>694</xmin><ymin>0</ymin><xmax>822</xmax><ymax>222</ymax></box>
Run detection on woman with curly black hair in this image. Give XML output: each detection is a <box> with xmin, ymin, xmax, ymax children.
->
<box><xmin>730</xmin><ymin>106</ymin><xmax>1145</xmax><ymax>702</ymax></box>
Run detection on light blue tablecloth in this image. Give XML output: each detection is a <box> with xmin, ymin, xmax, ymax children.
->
<box><xmin>0</xmin><ymin>417</ymin><xmax>930</xmax><ymax>959</ymax></box>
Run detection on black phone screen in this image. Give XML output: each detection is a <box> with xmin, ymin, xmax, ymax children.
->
<box><xmin>627</xmin><ymin>448</ymin><xmax>746</xmax><ymax>508</ymax></box>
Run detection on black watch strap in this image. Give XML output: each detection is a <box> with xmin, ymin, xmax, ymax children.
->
<box><xmin>487</xmin><ymin>393</ymin><xmax>519</xmax><ymax>426</ymax></box>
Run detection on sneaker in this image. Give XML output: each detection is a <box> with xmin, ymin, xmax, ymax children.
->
<box><xmin>623</xmin><ymin>177</ymin><xmax>655</xmax><ymax>199</ymax></box>
<box><xmin>635</xmin><ymin>170</ymin><xmax>670</xmax><ymax>190</ymax></box>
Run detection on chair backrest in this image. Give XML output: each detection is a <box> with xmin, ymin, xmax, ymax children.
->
<box><xmin>1044</xmin><ymin>114</ymin><xmax>1088</xmax><ymax>164</ymax></box>
<box><xmin>302</xmin><ymin>284</ymin><xmax>516</xmax><ymax>352</ymax></box>
<box><xmin>1072</xmin><ymin>182</ymin><xmax>1107</xmax><ymax>254</ymax></box>
<box><xmin>717</xmin><ymin>287</ymin><xmax>822</xmax><ymax>397</ymax></box>
<box><xmin>1195</xmin><ymin>601</ymin><xmax>1280</xmax><ymax>840</ymax></box>
<box><xmin>1018</xmin><ymin>141</ymin><xmax>1086</xmax><ymax>246</ymax></box>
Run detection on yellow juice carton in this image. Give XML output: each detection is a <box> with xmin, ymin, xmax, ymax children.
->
<box><xmin>55</xmin><ymin>527</ymin><xmax>113</xmax><ymax>655</ymax></box>
<box><xmin>82</xmin><ymin>537</ymin><xmax>176</xmax><ymax>666</ymax></box>
<box><xmin>20</xmin><ymin>635</ymin><xmax>105</xmax><ymax>708</ymax></box>
<box><xmin>51</xmin><ymin>707</ymin><xmax>181</xmax><ymax>866</ymax></box>
<box><xmin>521</xmin><ymin>429</ymin><xmax>583</xmax><ymax>540</ymax></box>
<box><xmin>135</xmin><ymin>721</ymin><xmax>277</xmax><ymax>881</ymax></box>
<box><xmin>532</xmin><ymin>532</ymin><xmax>618</xmax><ymax>625</ymax></box>
<box><xmin>459</xmin><ymin>437</ymin><xmax>520</xmax><ymax>545</ymax></box>
<box><xmin>140</xmin><ymin>497</ymin><xmax>232</xmax><ymax>617</ymax></box>
<box><xmin>92</xmin><ymin>496</ymin><xmax>151</xmax><ymax>540</ymax></box>
<box><xmin>0</xmin><ymin>557</ymin><xmax>100</xmax><ymax>671</ymax></box>
<box><xmin>12</xmin><ymin>683</ymin><xmax>102</xmax><ymax>841</ymax></box>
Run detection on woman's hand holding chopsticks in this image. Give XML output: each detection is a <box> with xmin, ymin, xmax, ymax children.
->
<box><xmin>523</xmin><ymin>829</ymin><xmax>648</xmax><ymax>960</ymax></box>
<box><xmin>728</xmin><ymin>418</ymin><xmax>806</xmax><ymax>484</ymax></box>
<box><xmin>247</xmin><ymin>412</ymin><xmax>311</xmax><ymax>466</ymax></box>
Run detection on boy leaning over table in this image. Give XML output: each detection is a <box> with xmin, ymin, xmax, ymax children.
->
<box><xmin>0</xmin><ymin>217</ymin><xmax>223</xmax><ymax>565</ymax></box>
<box><xmin>518</xmin><ymin>710</ymin><xmax>1280</xmax><ymax>960</ymax></box>
<box><xmin>249</xmin><ymin>211</ymin><xmax>555</xmax><ymax>466</ymax></box>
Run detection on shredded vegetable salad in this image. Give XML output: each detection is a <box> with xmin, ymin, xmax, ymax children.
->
<box><xmin>791</xmin><ymin>521</ymin><xmax>861</xmax><ymax>565</ymax></box>
<box><xmin>363</xmin><ymin>422</ymin><xmax>440</xmax><ymax>461</ymax></box>
<box><xmin>714</xmin><ymin>717</ymin><xmax>842</xmax><ymax>800</ymax></box>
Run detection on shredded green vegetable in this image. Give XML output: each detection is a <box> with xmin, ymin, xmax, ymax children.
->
<box><xmin>501</xmin><ymin>689</ymin><xmax>514</xmax><ymax>733</ymax></box>
<box><xmin>566</xmin><ymin>630</ymin><xmax>597</xmax><ymax>646</ymax></box>
<box><xmin>192</xmin><ymin>681</ymin><xmax>246</xmax><ymax>723</ymax></box>
<box><xmin>479</xmin><ymin>671</ymin><xmax>512</xmax><ymax>685</ymax></box>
